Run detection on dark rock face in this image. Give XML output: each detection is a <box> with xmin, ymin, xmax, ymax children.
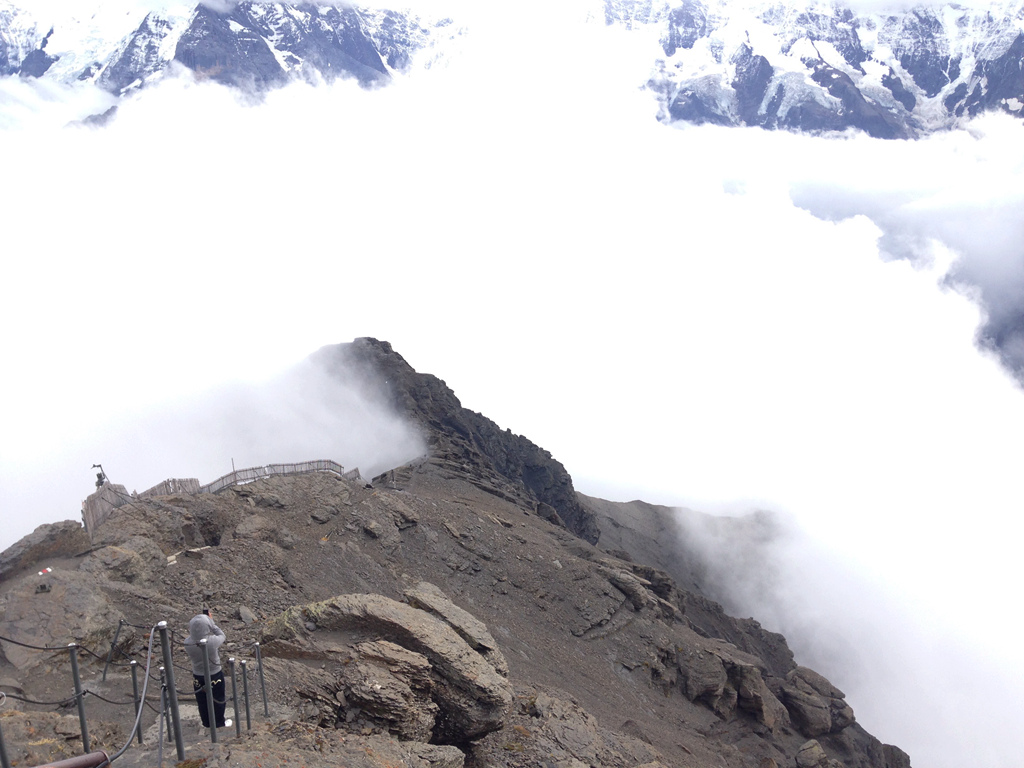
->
<box><xmin>313</xmin><ymin>338</ymin><xmax>601</xmax><ymax>544</ymax></box>
<box><xmin>228</xmin><ymin>3</ymin><xmax>389</xmax><ymax>86</ymax></box>
<box><xmin>364</xmin><ymin>9</ymin><xmax>427</xmax><ymax>71</ymax></box>
<box><xmin>882</xmin><ymin>11</ymin><xmax>958</xmax><ymax>98</ymax></box>
<box><xmin>100</xmin><ymin>13</ymin><xmax>184</xmax><ymax>93</ymax></box>
<box><xmin>882</xmin><ymin>69</ymin><xmax>916</xmax><ymax>111</ymax></box>
<box><xmin>174</xmin><ymin>5</ymin><xmax>286</xmax><ymax>89</ymax></box>
<box><xmin>662</xmin><ymin>0</ymin><xmax>709</xmax><ymax>56</ymax></box>
<box><xmin>783</xmin><ymin>10</ymin><xmax>867</xmax><ymax>70</ymax></box>
<box><xmin>0</xmin><ymin>34</ymin><xmax>11</xmax><ymax>76</ymax></box>
<box><xmin>101</xmin><ymin>1</ymin><xmax>402</xmax><ymax>94</ymax></box>
<box><xmin>733</xmin><ymin>45</ymin><xmax>775</xmax><ymax>125</ymax></box>
<box><xmin>0</xmin><ymin>521</ymin><xmax>90</xmax><ymax>582</ymax></box>
<box><xmin>809</xmin><ymin>63</ymin><xmax>909</xmax><ymax>139</ymax></box>
<box><xmin>668</xmin><ymin>82</ymin><xmax>732</xmax><ymax>124</ymax></box>
<box><xmin>17</xmin><ymin>46</ymin><xmax>56</xmax><ymax>77</ymax></box>
<box><xmin>962</xmin><ymin>32</ymin><xmax>1024</xmax><ymax>118</ymax></box>
<box><xmin>18</xmin><ymin>27</ymin><xmax>57</xmax><ymax>78</ymax></box>
<box><xmin>624</xmin><ymin>0</ymin><xmax>1024</xmax><ymax>137</ymax></box>
<box><xmin>581</xmin><ymin>494</ymin><xmax>799</xmax><ymax>678</ymax></box>
<box><xmin>2</xmin><ymin>1</ymin><xmax>439</xmax><ymax>100</ymax></box>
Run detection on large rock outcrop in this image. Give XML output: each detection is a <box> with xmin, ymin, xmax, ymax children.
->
<box><xmin>313</xmin><ymin>338</ymin><xmax>601</xmax><ymax>544</ymax></box>
<box><xmin>0</xmin><ymin>521</ymin><xmax>89</xmax><ymax>582</ymax></box>
<box><xmin>782</xmin><ymin>666</ymin><xmax>856</xmax><ymax>738</ymax></box>
<box><xmin>261</xmin><ymin>591</ymin><xmax>513</xmax><ymax>744</ymax></box>
<box><xmin>403</xmin><ymin>581</ymin><xmax>510</xmax><ymax>678</ymax></box>
<box><xmin>0</xmin><ymin>571</ymin><xmax>118</xmax><ymax>670</ymax></box>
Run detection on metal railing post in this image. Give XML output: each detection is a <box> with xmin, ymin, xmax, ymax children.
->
<box><xmin>68</xmin><ymin>644</ymin><xmax>91</xmax><ymax>753</ymax></box>
<box><xmin>158</xmin><ymin>668</ymin><xmax>172</xmax><ymax>743</ymax></box>
<box><xmin>157</xmin><ymin>682</ymin><xmax>167</xmax><ymax>751</ymax></box>
<box><xmin>129</xmin><ymin>660</ymin><xmax>143</xmax><ymax>745</ymax></box>
<box><xmin>228</xmin><ymin>658</ymin><xmax>241</xmax><ymax>737</ymax></box>
<box><xmin>254</xmin><ymin>642</ymin><xmax>269</xmax><ymax>716</ymax></box>
<box><xmin>102</xmin><ymin>620</ymin><xmax>125</xmax><ymax>682</ymax></box>
<box><xmin>240</xmin><ymin>660</ymin><xmax>251</xmax><ymax>730</ymax></box>
<box><xmin>157</xmin><ymin>621</ymin><xmax>185</xmax><ymax>761</ymax></box>
<box><xmin>0</xmin><ymin>702</ymin><xmax>11</xmax><ymax>768</ymax></box>
<box><xmin>200</xmin><ymin>639</ymin><xmax>217</xmax><ymax>743</ymax></box>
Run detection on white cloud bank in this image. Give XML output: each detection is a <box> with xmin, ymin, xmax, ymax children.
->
<box><xmin>2</xmin><ymin>7</ymin><xmax>1024</xmax><ymax>768</ymax></box>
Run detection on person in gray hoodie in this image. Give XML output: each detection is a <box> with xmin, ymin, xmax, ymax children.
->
<box><xmin>184</xmin><ymin>610</ymin><xmax>231</xmax><ymax>729</ymax></box>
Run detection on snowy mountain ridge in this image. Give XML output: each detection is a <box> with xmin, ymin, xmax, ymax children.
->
<box><xmin>605</xmin><ymin>0</ymin><xmax>1024</xmax><ymax>135</ymax></box>
<box><xmin>1</xmin><ymin>0</ymin><xmax>1022</xmax><ymax>136</ymax></box>
<box><xmin>0</xmin><ymin>1</ymin><xmax>458</xmax><ymax>95</ymax></box>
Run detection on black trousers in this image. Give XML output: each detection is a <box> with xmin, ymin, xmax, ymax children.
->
<box><xmin>193</xmin><ymin>670</ymin><xmax>227</xmax><ymax>728</ymax></box>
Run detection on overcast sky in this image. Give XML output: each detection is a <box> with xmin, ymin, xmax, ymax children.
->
<box><xmin>2</xmin><ymin>3</ymin><xmax>1024</xmax><ymax>766</ymax></box>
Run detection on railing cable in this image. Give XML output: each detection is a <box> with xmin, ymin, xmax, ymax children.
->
<box><xmin>96</xmin><ymin>624</ymin><xmax>158</xmax><ymax>767</ymax></box>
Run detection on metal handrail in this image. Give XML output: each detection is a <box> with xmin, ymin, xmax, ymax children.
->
<box><xmin>31</xmin><ymin>751</ymin><xmax>110</xmax><ymax>768</ymax></box>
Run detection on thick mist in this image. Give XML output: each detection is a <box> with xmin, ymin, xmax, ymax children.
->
<box><xmin>0</xmin><ymin>354</ymin><xmax>425</xmax><ymax>553</ymax></box>
<box><xmin>672</xmin><ymin>507</ymin><xmax>1023</xmax><ymax>767</ymax></box>
<box><xmin>3</xmin><ymin>3</ymin><xmax>1024</xmax><ymax>766</ymax></box>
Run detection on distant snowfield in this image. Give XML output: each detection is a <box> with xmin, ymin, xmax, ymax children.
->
<box><xmin>2</xmin><ymin>7</ymin><xmax>1024</xmax><ymax>768</ymax></box>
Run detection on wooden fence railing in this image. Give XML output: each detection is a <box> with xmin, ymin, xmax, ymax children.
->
<box><xmin>81</xmin><ymin>460</ymin><xmax>360</xmax><ymax>537</ymax></box>
<box><xmin>82</xmin><ymin>483</ymin><xmax>131</xmax><ymax>534</ymax></box>
<box><xmin>199</xmin><ymin>460</ymin><xmax>356</xmax><ymax>494</ymax></box>
<box><xmin>141</xmin><ymin>477</ymin><xmax>202</xmax><ymax>497</ymax></box>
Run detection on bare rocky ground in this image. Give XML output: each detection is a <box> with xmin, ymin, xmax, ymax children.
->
<box><xmin>0</xmin><ymin>339</ymin><xmax>910</xmax><ymax>768</ymax></box>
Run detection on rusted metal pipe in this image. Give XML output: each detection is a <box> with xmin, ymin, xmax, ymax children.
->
<box><xmin>31</xmin><ymin>750</ymin><xmax>110</xmax><ymax>768</ymax></box>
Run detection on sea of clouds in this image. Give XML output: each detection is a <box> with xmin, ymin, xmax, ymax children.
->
<box><xmin>2</xmin><ymin>2</ymin><xmax>1023</xmax><ymax>766</ymax></box>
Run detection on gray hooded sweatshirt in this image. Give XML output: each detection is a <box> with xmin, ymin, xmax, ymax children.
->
<box><xmin>184</xmin><ymin>614</ymin><xmax>226</xmax><ymax>675</ymax></box>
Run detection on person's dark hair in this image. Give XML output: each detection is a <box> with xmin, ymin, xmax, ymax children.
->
<box><xmin>202</xmin><ymin>608</ymin><xmax>210</xmax><ymax>616</ymax></box>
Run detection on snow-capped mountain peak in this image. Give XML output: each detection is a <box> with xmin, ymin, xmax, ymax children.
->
<box><xmin>606</xmin><ymin>0</ymin><xmax>1024</xmax><ymax>136</ymax></box>
<box><xmin>1</xmin><ymin>1</ymin><xmax>457</xmax><ymax>96</ymax></box>
<box><xmin>1</xmin><ymin>0</ymin><xmax>1022</xmax><ymax>137</ymax></box>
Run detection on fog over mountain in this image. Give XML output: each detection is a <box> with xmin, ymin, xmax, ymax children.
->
<box><xmin>2</xmin><ymin>1</ymin><xmax>1024</xmax><ymax>767</ymax></box>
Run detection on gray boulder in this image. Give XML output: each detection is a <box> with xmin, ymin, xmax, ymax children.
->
<box><xmin>262</xmin><ymin>593</ymin><xmax>512</xmax><ymax>743</ymax></box>
<box><xmin>795</xmin><ymin>739</ymin><xmax>845</xmax><ymax>768</ymax></box>
<box><xmin>339</xmin><ymin>640</ymin><xmax>438</xmax><ymax>741</ymax></box>
<box><xmin>403</xmin><ymin>581</ymin><xmax>509</xmax><ymax>677</ymax></box>
<box><xmin>782</xmin><ymin>666</ymin><xmax>855</xmax><ymax>737</ymax></box>
<box><xmin>670</xmin><ymin>634</ymin><xmax>789</xmax><ymax>731</ymax></box>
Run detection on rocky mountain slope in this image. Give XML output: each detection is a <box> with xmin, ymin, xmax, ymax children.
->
<box><xmin>2</xmin><ymin>0</ymin><xmax>1022</xmax><ymax>136</ymax></box>
<box><xmin>0</xmin><ymin>338</ymin><xmax>910</xmax><ymax>768</ymax></box>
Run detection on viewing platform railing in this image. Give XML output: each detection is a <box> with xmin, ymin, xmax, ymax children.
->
<box><xmin>81</xmin><ymin>460</ymin><xmax>360</xmax><ymax>537</ymax></box>
<box><xmin>199</xmin><ymin>460</ymin><xmax>356</xmax><ymax>494</ymax></box>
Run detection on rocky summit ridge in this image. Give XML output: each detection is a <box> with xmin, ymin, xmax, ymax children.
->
<box><xmin>0</xmin><ymin>338</ymin><xmax>910</xmax><ymax>768</ymax></box>
<box><xmin>1</xmin><ymin>0</ymin><xmax>1022</xmax><ymax>136</ymax></box>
